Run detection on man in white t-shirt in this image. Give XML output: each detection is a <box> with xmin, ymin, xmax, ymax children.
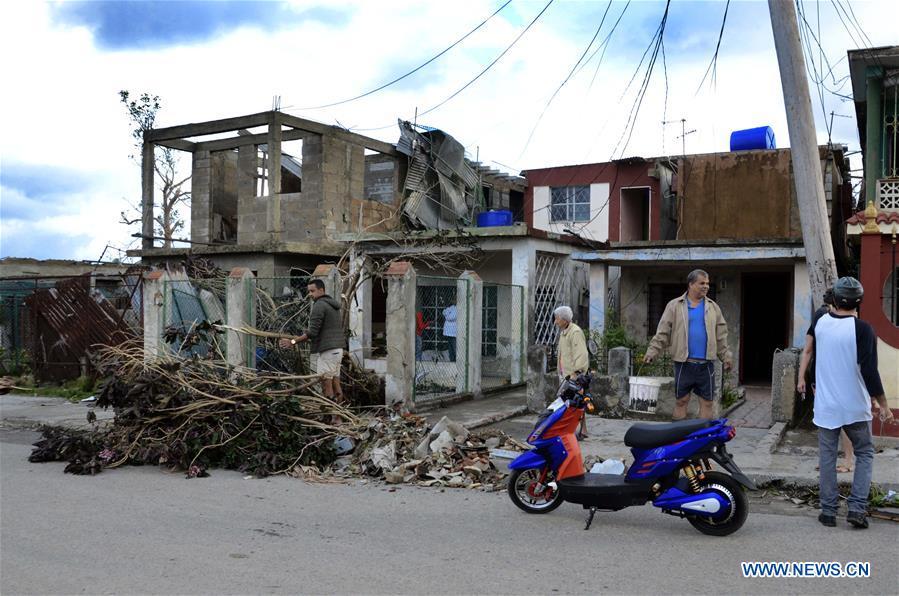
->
<box><xmin>807</xmin><ymin>277</ymin><xmax>895</xmax><ymax>529</ymax></box>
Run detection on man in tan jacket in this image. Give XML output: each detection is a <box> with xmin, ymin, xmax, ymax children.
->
<box><xmin>643</xmin><ymin>270</ymin><xmax>732</xmax><ymax>420</ymax></box>
<box><xmin>554</xmin><ymin>305</ymin><xmax>590</xmax><ymax>438</ymax></box>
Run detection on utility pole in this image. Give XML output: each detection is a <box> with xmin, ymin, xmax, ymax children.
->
<box><xmin>768</xmin><ymin>0</ymin><xmax>837</xmax><ymax>310</ymax></box>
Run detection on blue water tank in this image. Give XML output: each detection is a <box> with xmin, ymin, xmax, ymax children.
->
<box><xmin>477</xmin><ymin>210</ymin><xmax>513</xmax><ymax>227</ymax></box>
<box><xmin>730</xmin><ymin>126</ymin><xmax>776</xmax><ymax>151</ymax></box>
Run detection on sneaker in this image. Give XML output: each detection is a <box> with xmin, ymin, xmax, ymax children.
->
<box><xmin>818</xmin><ymin>513</ymin><xmax>836</xmax><ymax>527</ymax></box>
<box><xmin>846</xmin><ymin>511</ymin><xmax>869</xmax><ymax>529</ymax></box>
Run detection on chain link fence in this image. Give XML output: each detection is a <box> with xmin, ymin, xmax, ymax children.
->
<box><xmin>414</xmin><ymin>276</ymin><xmax>470</xmax><ymax>403</ymax></box>
<box><xmin>481</xmin><ymin>283</ymin><xmax>525</xmax><ymax>390</ymax></box>
<box><xmin>252</xmin><ymin>277</ymin><xmax>312</xmax><ymax>374</ymax></box>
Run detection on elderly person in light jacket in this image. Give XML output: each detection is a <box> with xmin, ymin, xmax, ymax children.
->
<box><xmin>554</xmin><ymin>305</ymin><xmax>590</xmax><ymax>439</ymax></box>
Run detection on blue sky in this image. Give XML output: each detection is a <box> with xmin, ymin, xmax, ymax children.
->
<box><xmin>1</xmin><ymin>0</ymin><xmax>893</xmax><ymax>260</ymax></box>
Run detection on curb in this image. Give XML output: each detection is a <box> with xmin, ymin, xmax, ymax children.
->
<box><xmin>465</xmin><ymin>406</ymin><xmax>529</xmax><ymax>430</ymax></box>
<box><xmin>746</xmin><ymin>472</ymin><xmax>899</xmax><ymax>493</ymax></box>
<box><xmin>721</xmin><ymin>396</ymin><xmax>746</xmax><ymax>418</ymax></box>
<box><xmin>757</xmin><ymin>421</ymin><xmax>789</xmax><ymax>454</ymax></box>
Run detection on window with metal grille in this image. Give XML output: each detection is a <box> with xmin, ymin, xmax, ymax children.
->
<box><xmin>550</xmin><ymin>186</ymin><xmax>590</xmax><ymax>222</ymax></box>
<box><xmin>482</xmin><ymin>285</ymin><xmax>497</xmax><ymax>357</ymax></box>
<box><xmin>418</xmin><ymin>285</ymin><xmax>456</xmax><ymax>354</ymax></box>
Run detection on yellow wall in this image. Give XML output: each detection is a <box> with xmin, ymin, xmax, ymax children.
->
<box><xmin>878</xmin><ymin>339</ymin><xmax>899</xmax><ymax>408</ymax></box>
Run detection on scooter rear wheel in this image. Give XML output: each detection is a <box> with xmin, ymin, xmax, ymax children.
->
<box><xmin>686</xmin><ymin>471</ymin><xmax>748</xmax><ymax>536</ymax></box>
<box><xmin>508</xmin><ymin>468</ymin><xmax>563</xmax><ymax>514</ymax></box>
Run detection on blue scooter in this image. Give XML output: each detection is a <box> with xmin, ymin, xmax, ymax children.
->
<box><xmin>507</xmin><ymin>374</ymin><xmax>756</xmax><ymax>535</ymax></box>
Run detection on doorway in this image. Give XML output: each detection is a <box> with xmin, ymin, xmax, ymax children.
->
<box><xmin>740</xmin><ymin>271</ymin><xmax>791</xmax><ymax>383</ymax></box>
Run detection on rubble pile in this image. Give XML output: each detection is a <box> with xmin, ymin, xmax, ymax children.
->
<box><xmin>324</xmin><ymin>415</ymin><xmax>526</xmax><ymax>490</ymax></box>
<box><xmin>28</xmin><ymin>344</ymin><xmax>525</xmax><ymax>489</ymax></box>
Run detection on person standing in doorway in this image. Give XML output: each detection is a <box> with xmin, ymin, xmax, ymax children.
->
<box><xmin>805</xmin><ymin>277</ymin><xmax>895</xmax><ymax>529</ymax></box>
<box><xmin>442</xmin><ymin>301</ymin><xmax>458</xmax><ymax>362</ymax></box>
<box><xmin>280</xmin><ymin>279</ymin><xmax>345</xmax><ymax>403</ymax></box>
<box><xmin>643</xmin><ymin>269</ymin><xmax>732</xmax><ymax>420</ymax></box>
<box><xmin>554</xmin><ymin>305</ymin><xmax>590</xmax><ymax>439</ymax></box>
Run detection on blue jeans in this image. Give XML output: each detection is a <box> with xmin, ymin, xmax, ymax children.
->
<box><xmin>818</xmin><ymin>420</ymin><xmax>874</xmax><ymax>515</ymax></box>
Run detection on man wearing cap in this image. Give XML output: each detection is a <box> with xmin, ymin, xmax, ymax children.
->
<box><xmin>805</xmin><ymin>276</ymin><xmax>895</xmax><ymax>529</ymax></box>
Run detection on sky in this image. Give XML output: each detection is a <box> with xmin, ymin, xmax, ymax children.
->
<box><xmin>0</xmin><ymin>0</ymin><xmax>894</xmax><ymax>262</ymax></box>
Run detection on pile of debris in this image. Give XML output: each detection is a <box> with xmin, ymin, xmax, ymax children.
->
<box><xmin>28</xmin><ymin>343</ymin><xmax>525</xmax><ymax>489</ymax></box>
<box><xmin>323</xmin><ymin>415</ymin><xmax>526</xmax><ymax>490</ymax></box>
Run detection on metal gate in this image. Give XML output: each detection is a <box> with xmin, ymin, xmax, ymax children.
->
<box><xmin>481</xmin><ymin>283</ymin><xmax>525</xmax><ymax>390</ymax></box>
<box><xmin>534</xmin><ymin>253</ymin><xmax>567</xmax><ymax>362</ymax></box>
<box><xmin>163</xmin><ymin>274</ymin><xmax>227</xmax><ymax>359</ymax></box>
<box><xmin>413</xmin><ymin>276</ymin><xmax>470</xmax><ymax>403</ymax></box>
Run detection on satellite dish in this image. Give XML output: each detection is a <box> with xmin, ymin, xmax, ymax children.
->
<box><xmin>587</xmin><ymin>338</ymin><xmax>600</xmax><ymax>356</ymax></box>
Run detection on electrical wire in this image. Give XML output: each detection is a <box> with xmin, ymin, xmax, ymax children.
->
<box><xmin>518</xmin><ymin>0</ymin><xmax>614</xmax><ymax>158</ymax></box>
<box><xmin>695</xmin><ymin>0</ymin><xmax>730</xmax><ymax>94</ymax></box>
<box><xmin>297</xmin><ymin>1</ymin><xmax>513</xmax><ymax>110</ymax></box>
<box><xmin>416</xmin><ymin>0</ymin><xmax>555</xmax><ymax>120</ymax></box>
<box><xmin>352</xmin><ymin>0</ymin><xmax>554</xmax><ymax>133</ymax></box>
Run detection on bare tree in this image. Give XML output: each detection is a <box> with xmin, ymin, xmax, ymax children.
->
<box><xmin>119</xmin><ymin>91</ymin><xmax>190</xmax><ymax>248</ymax></box>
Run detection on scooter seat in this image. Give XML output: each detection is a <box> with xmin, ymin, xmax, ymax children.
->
<box><xmin>623</xmin><ymin>419</ymin><xmax>715</xmax><ymax>448</ymax></box>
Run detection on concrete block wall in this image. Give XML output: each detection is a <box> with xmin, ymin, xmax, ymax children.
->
<box><xmin>191</xmin><ymin>150</ymin><xmax>213</xmax><ymax>243</ymax></box>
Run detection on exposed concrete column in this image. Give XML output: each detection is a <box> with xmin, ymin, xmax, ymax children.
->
<box><xmin>226</xmin><ymin>268</ymin><xmax>256</xmax><ymax>369</ymax></box>
<box><xmin>865</xmin><ymin>66</ymin><xmax>884</xmax><ymax>206</ymax></box>
<box><xmin>512</xmin><ymin>242</ymin><xmax>536</xmax><ymax>344</ymax></box>
<box><xmin>588</xmin><ymin>261</ymin><xmax>608</xmax><ymax>336</ymax></box>
<box><xmin>141</xmin><ymin>139</ymin><xmax>155</xmax><ymax>249</ymax></box>
<box><xmin>792</xmin><ymin>261</ymin><xmax>812</xmax><ymax>348</ymax></box>
<box><xmin>457</xmin><ymin>271</ymin><xmax>483</xmax><ymax>396</ymax></box>
<box><xmin>311</xmin><ymin>263</ymin><xmax>342</xmax><ymax>300</ymax></box>
<box><xmin>348</xmin><ymin>251</ymin><xmax>372</xmax><ymax>366</ymax></box>
<box><xmin>384</xmin><ymin>262</ymin><xmax>416</xmax><ymax>411</ymax></box>
<box><xmin>267</xmin><ymin>112</ymin><xmax>282</xmax><ymax>241</ymax></box>
<box><xmin>191</xmin><ymin>149</ymin><xmax>212</xmax><ymax>244</ymax></box>
<box><xmin>142</xmin><ymin>270</ymin><xmax>170</xmax><ymax>361</ymax></box>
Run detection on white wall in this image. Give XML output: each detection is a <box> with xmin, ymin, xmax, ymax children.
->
<box><xmin>532</xmin><ymin>183</ymin><xmax>610</xmax><ymax>241</ymax></box>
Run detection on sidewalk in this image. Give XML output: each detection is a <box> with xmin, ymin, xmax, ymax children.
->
<box><xmin>5</xmin><ymin>390</ymin><xmax>897</xmax><ymax>490</ymax></box>
<box><xmin>480</xmin><ymin>413</ymin><xmax>899</xmax><ymax>489</ymax></box>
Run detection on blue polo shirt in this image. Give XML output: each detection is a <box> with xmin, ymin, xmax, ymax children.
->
<box><xmin>687</xmin><ymin>298</ymin><xmax>707</xmax><ymax>360</ymax></box>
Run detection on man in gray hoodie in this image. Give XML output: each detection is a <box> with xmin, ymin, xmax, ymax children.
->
<box><xmin>280</xmin><ymin>279</ymin><xmax>345</xmax><ymax>401</ymax></box>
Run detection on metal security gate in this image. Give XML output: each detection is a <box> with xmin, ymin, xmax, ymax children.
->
<box><xmin>534</xmin><ymin>253</ymin><xmax>567</xmax><ymax>363</ymax></box>
<box><xmin>163</xmin><ymin>275</ymin><xmax>227</xmax><ymax>359</ymax></box>
<box><xmin>414</xmin><ymin>276</ymin><xmax>470</xmax><ymax>403</ymax></box>
<box><xmin>481</xmin><ymin>283</ymin><xmax>525</xmax><ymax>390</ymax></box>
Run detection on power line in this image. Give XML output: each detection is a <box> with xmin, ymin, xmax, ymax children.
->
<box><xmin>416</xmin><ymin>0</ymin><xmax>555</xmax><ymax>120</ymax></box>
<box><xmin>519</xmin><ymin>0</ymin><xmax>615</xmax><ymax>158</ymax></box>
<box><xmin>695</xmin><ymin>0</ymin><xmax>730</xmax><ymax>94</ymax></box>
<box><xmin>585</xmin><ymin>0</ymin><xmax>631</xmax><ymax>90</ymax></box>
<box><xmin>297</xmin><ymin>1</ymin><xmax>513</xmax><ymax>110</ymax></box>
<box><xmin>353</xmin><ymin>0</ymin><xmax>555</xmax><ymax>133</ymax></box>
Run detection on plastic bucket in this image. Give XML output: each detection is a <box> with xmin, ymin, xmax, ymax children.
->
<box><xmin>628</xmin><ymin>376</ymin><xmax>664</xmax><ymax>413</ymax></box>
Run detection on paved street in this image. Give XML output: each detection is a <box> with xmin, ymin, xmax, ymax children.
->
<box><xmin>2</xmin><ymin>428</ymin><xmax>897</xmax><ymax>595</ymax></box>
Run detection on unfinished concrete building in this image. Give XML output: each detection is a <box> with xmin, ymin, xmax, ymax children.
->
<box><xmin>131</xmin><ymin>110</ymin><xmax>406</xmax><ymax>279</ymax></box>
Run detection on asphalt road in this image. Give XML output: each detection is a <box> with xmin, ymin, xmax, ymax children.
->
<box><xmin>2</xmin><ymin>428</ymin><xmax>897</xmax><ymax>595</ymax></box>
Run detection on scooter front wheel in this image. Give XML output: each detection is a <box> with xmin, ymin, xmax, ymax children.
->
<box><xmin>508</xmin><ymin>468</ymin><xmax>563</xmax><ymax>514</ymax></box>
<box><xmin>686</xmin><ymin>471</ymin><xmax>748</xmax><ymax>536</ymax></box>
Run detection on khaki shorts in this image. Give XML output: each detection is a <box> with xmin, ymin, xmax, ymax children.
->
<box><xmin>313</xmin><ymin>348</ymin><xmax>343</xmax><ymax>379</ymax></box>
